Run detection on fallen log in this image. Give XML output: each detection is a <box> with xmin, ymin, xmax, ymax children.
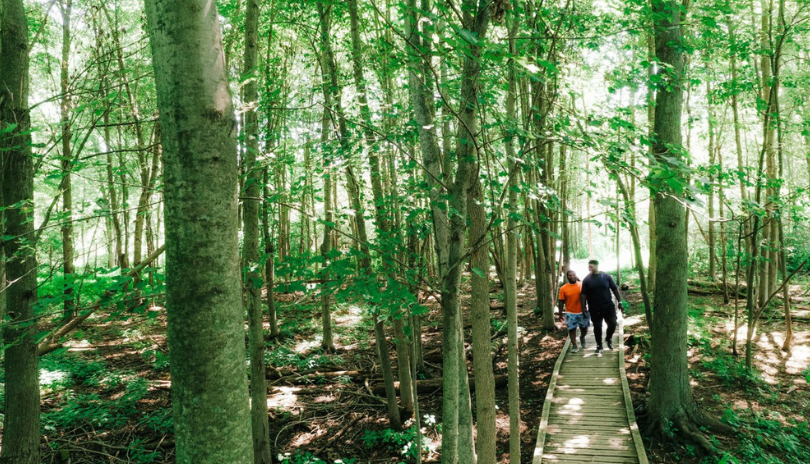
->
<box><xmin>266</xmin><ymin>364</ymin><xmax>345</xmax><ymax>379</ymax></box>
<box><xmin>38</xmin><ymin>244</ymin><xmax>167</xmax><ymax>356</ymax></box>
<box><xmin>269</xmin><ymin>370</ymin><xmax>367</xmax><ymax>385</ymax></box>
<box><xmin>687</xmin><ymin>279</ymin><xmax>747</xmax><ymax>298</ymax></box>
<box><xmin>372</xmin><ymin>374</ymin><xmax>508</xmax><ymax>395</ymax></box>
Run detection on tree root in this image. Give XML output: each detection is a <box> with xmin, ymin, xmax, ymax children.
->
<box><xmin>640</xmin><ymin>407</ymin><xmax>736</xmax><ymax>457</ymax></box>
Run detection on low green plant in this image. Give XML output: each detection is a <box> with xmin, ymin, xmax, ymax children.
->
<box><xmin>361</xmin><ymin>426</ymin><xmax>425</xmax><ymax>459</ymax></box>
<box><xmin>139</xmin><ymin>407</ymin><xmax>173</xmax><ymax>434</ymax></box>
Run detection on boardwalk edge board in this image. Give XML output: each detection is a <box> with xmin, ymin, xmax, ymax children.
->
<box><xmin>618</xmin><ymin>321</ymin><xmax>649</xmax><ymax>464</ymax></box>
<box><xmin>532</xmin><ymin>334</ymin><xmax>570</xmax><ymax>464</ymax></box>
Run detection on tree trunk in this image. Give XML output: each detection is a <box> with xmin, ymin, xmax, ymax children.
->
<box><xmin>468</xmin><ymin>180</ymin><xmax>497</xmax><ymax>464</ymax></box>
<box><xmin>263</xmin><ymin>168</ymin><xmax>279</xmax><ymax>338</ymax></box>
<box><xmin>646</xmin><ymin>31</ymin><xmax>657</xmax><ymax>292</ymax></box>
<box><xmin>0</xmin><ymin>2</ymin><xmax>41</xmax><ymax>462</ymax></box>
<box><xmin>647</xmin><ymin>0</ymin><xmax>717</xmax><ymax>449</ymax></box>
<box><xmin>60</xmin><ymin>0</ymin><xmax>76</xmax><ymax>320</ymax></box>
<box><xmin>614</xmin><ymin>175</ymin><xmax>653</xmax><ymax>326</ymax></box>
<box><xmin>706</xmin><ymin>63</ymin><xmax>716</xmax><ymax>281</ymax></box>
<box><xmin>505</xmin><ymin>4</ymin><xmax>522</xmax><ymax>460</ymax></box>
<box><xmin>242</xmin><ymin>0</ymin><xmax>273</xmax><ymax>462</ymax></box>
<box><xmin>144</xmin><ymin>1</ymin><xmax>253</xmax><ymax>462</ymax></box>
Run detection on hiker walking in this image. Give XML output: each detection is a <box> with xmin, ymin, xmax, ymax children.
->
<box><xmin>580</xmin><ymin>259</ymin><xmax>625</xmax><ymax>354</ymax></box>
<box><xmin>558</xmin><ymin>270</ymin><xmax>589</xmax><ymax>353</ymax></box>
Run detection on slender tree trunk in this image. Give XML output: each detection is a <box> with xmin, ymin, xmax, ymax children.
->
<box><xmin>347</xmin><ymin>0</ymin><xmax>414</xmax><ymax>415</ymax></box>
<box><xmin>0</xmin><ymin>2</ymin><xmax>41</xmax><ymax>462</ymax></box>
<box><xmin>144</xmin><ymin>1</ymin><xmax>253</xmax><ymax>462</ymax></box>
<box><xmin>468</xmin><ymin>180</ymin><xmax>496</xmax><ymax>464</ymax></box>
<box><xmin>614</xmin><ymin>175</ymin><xmax>653</xmax><ymax>326</ymax></box>
<box><xmin>706</xmin><ymin>63</ymin><xmax>717</xmax><ymax>281</ymax></box>
<box><xmin>647</xmin><ymin>31</ymin><xmax>657</xmax><ymax>292</ymax></box>
<box><xmin>59</xmin><ymin>0</ymin><xmax>76</xmax><ymax>320</ymax></box>
<box><xmin>505</xmin><ymin>3</ymin><xmax>522</xmax><ymax>459</ymax></box>
<box><xmin>242</xmin><ymin>0</ymin><xmax>272</xmax><ymax>462</ymax></box>
<box><xmin>103</xmin><ymin>3</ymin><xmax>148</xmax><ymax>268</ymax></box>
<box><xmin>263</xmin><ymin>168</ymin><xmax>279</xmax><ymax>338</ymax></box>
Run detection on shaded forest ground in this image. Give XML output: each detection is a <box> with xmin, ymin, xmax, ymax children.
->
<box><xmin>623</xmin><ymin>280</ymin><xmax>810</xmax><ymax>464</ymax></box>
<box><xmin>4</xmin><ymin>274</ymin><xmax>808</xmax><ymax>463</ymax></box>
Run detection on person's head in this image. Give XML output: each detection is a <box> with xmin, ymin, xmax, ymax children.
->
<box><xmin>588</xmin><ymin>259</ymin><xmax>599</xmax><ymax>274</ymax></box>
<box><xmin>566</xmin><ymin>270</ymin><xmax>577</xmax><ymax>283</ymax></box>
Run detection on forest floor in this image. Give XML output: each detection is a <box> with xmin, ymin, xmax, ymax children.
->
<box><xmin>25</xmin><ymin>277</ymin><xmax>565</xmax><ymax>464</ymax></box>
<box><xmin>10</xmin><ymin>274</ymin><xmax>809</xmax><ymax>464</ymax></box>
<box><xmin>623</xmin><ymin>281</ymin><xmax>810</xmax><ymax>464</ymax></box>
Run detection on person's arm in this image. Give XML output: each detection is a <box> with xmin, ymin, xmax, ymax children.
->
<box><xmin>557</xmin><ymin>288</ymin><xmax>566</xmax><ymax>319</ymax></box>
<box><xmin>608</xmin><ymin>275</ymin><xmax>623</xmax><ymax>310</ymax></box>
<box><xmin>580</xmin><ymin>281</ymin><xmax>588</xmax><ymax>315</ymax></box>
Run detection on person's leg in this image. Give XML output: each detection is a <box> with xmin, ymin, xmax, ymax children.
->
<box><xmin>578</xmin><ymin>317</ymin><xmax>589</xmax><ymax>347</ymax></box>
<box><xmin>591</xmin><ymin>310</ymin><xmax>604</xmax><ymax>349</ymax></box>
<box><xmin>565</xmin><ymin>314</ymin><xmax>580</xmax><ymax>352</ymax></box>
<box><xmin>604</xmin><ymin>307</ymin><xmax>617</xmax><ymax>346</ymax></box>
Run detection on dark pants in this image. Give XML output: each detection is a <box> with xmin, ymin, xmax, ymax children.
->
<box><xmin>590</xmin><ymin>306</ymin><xmax>617</xmax><ymax>348</ymax></box>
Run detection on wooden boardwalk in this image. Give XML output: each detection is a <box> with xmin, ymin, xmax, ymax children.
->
<box><xmin>533</xmin><ymin>317</ymin><xmax>648</xmax><ymax>464</ymax></box>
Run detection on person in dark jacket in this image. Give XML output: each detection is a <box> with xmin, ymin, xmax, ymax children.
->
<box><xmin>579</xmin><ymin>259</ymin><xmax>625</xmax><ymax>353</ymax></box>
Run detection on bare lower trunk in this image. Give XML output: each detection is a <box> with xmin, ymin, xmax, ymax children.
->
<box><xmin>145</xmin><ymin>1</ymin><xmax>254</xmax><ymax>461</ymax></box>
<box><xmin>468</xmin><ymin>181</ymin><xmax>497</xmax><ymax>464</ymax></box>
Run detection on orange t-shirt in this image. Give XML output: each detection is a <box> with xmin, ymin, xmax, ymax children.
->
<box><xmin>558</xmin><ymin>282</ymin><xmax>582</xmax><ymax>314</ymax></box>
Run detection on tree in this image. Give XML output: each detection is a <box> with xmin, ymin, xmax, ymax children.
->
<box><xmin>646</xmin><ymin>0</ymin><xmax>728</xmax><ymax>450</ymax></box>
<box><xmin>242</xmin><ymin>0</ymin><xmax>273</xmax><ymax>461</ymax></box>
<box><xmin>0</xmin><ymin>1</ymin><xmax>41</xmax><ymax>463</ymax></box>
<box><xmin>143</xmin><ymin>0</ymin><xmax>254</xmax><ymax>462</ymax></box>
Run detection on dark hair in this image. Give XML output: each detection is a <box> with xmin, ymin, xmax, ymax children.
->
<box><xmin>588</xmin><ymin>259</ymin><xmax>599</xmax><ymax>265</ymax></box>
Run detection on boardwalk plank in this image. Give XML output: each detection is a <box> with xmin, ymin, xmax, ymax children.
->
<box><xmin>533</xmin><ymin>317</ymin><xmax>648</xmax><ymax>464</ymax></box>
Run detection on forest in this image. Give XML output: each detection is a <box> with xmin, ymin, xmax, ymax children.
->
<box><xmin>1</xmin><ymin>0</ymin><xmax>809</xmax><ymax>463</ymax></box>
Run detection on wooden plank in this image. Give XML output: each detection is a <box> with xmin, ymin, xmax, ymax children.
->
<box><xmin>551</xmin><ymin>406</ymin><xmax>627</xmax><ymax>415</ymax></box>
<box><xmin>553</xmin><ymin>392</ymin><xmax>624</xmax><ymax>399</ymax></box>
<box><xmin>542</xmin><ymin>447</ymin><xmax>637</xmax><ymax>457</ymax></box>
<box><xmin>551</xmin><ymin>410</ymin><xmax>628</xmax><ymax>419</ymax></box>
<box><xmin>548</xmin><ymin>417</ymin><xmax>629</xmax><ymax>427</ymax></box>
<box><xmin>540</xmin><ymin>453</ymin><xmax>638</xmax><ymax>463</ymax></box>
<box><xmin>546</xmin><ymin>424</ymin><xmax>631</xmax><ymax>434</ymax></box>
<box><xmin>532</xmin><ymin>334</ymin><xmax>570</xmax><ymax>464</ymax></box>
<box><xmin>548</xmin><ymin>396</ymin><xmax>624</xmax><ymax>405</ymax></box>
<box><xmin>618</xmin><ymin>321</ymin><xmax>650</xmax><ymax>464</ymax></box>
<box><xmin>546</xmin><ymin>433</ymin><xmax>635</xmax><ymax>446</ymax></box>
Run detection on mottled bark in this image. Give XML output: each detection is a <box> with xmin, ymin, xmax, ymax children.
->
<box><xmin>144</xmin><ymin>1</ymin><xmax>253</xmax><ymax>462</ymax></box>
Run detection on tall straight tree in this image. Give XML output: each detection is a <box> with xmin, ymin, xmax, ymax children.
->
<box><xmin>0</xmin><ymin>1</ymin><xmax>41</xmax><ymax>463</ymax></box>
<box><xmin>144</xmin><ymin>1</ymin><xmax>253</xmax><ymax>463</ymax></box>
<box><xmin>647</xmin><ymin>0</ymin><xmax>726</xmax><ymax>450</ymax></box>
<box><xmin>242</xmin><ymin>0</ymin><xmax>272</xmax><ymax>462</ymax></box>
<box><xmin>60</xmin><ymin>0</ymin><xmax>76</xmax><ymax>319</ymax></box>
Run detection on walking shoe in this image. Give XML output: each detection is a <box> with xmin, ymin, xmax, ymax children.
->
<box><xmin>606</xmin><ymin>339</ymin><xmax>614</xmax><ymax>350</ymax></box>
<box><xmin>571</xmin><ymin>345</ymin><xmax>580</xmax><ymax>353</ymax></box>
<box><xmin>595</xmin><ymin>347</ymin><xmax>603</xmax><ymax>354</ymax></box>
<box><xmin>580</xmin><ymin>335</ymin><xmax>587</xmax><ymax>349</ymax></box>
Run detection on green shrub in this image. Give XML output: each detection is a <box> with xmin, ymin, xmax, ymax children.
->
<box><xmin>361</xmin><ymin>426</ymin><xmax>425</xmax><ymax>459</ymax></box>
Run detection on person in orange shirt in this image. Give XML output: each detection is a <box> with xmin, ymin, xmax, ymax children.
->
<box><xmin>557</xmin><ymin>270</ymin><xmax>589</xmax><ymax>353</ymax></box>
